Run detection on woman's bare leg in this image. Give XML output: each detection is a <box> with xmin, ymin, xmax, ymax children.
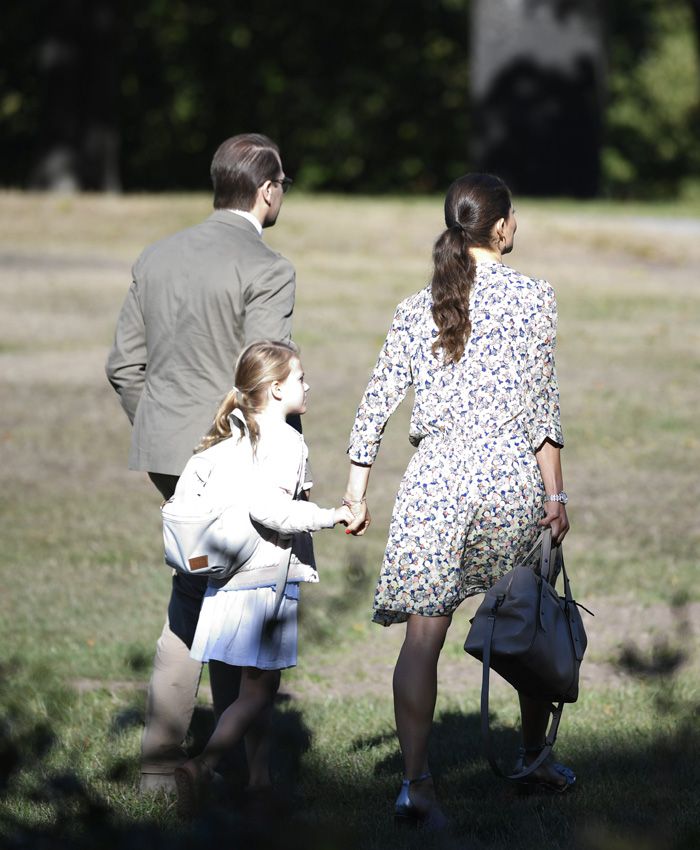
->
<box><xmin>518</xmin><ymin>692</ymin><xmax>569</xmax><ymax>786</ymax></box>
<box><xmin>393</xmin><ymin>614</ymin><xmax>452</xmax><ymax>792</ymax></box>
<box><xmin>518</xmin><ymin>693</ymin><xmax>550</xmax><ymax>750</ymax></box>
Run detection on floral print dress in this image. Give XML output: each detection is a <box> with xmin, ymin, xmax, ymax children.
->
<box><xmin>347</xmin><ymin>259</ymin><xmax>563</xmax><ymax>626</ymax></box>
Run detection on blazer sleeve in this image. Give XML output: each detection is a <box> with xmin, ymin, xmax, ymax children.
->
<box><xmin>526</xmin><ymin>281</ymin><xmax>564</xmax><ymax>451</ymax></box>
<box><xmin>243</xmin><ymin>255</ymin><xmax>295</xmax><ymax>346</ymax></box>
<box><xmin>105</xmin><ymin>279</ymin><xmax>147</xmax><ymax>424</ymax></box>
<box><xmin>347</xmin><ymin>301</ymin><xmax>413</xmax><ymax>465</ymax></box>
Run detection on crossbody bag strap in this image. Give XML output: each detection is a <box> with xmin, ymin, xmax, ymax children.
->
<box><xmin>479</xmin><ymin>598</ymin><xmax>564</xmax><ymax>780</ymax></box>
<box><xmin>271</xmin><ymin>549</ymin><xmax>293</xmax><ymax>620</ymax></box>
<box><xmin>271</xmin><ymin>439</ymin><xmax>306</xmax><ymax>619</ymax></box>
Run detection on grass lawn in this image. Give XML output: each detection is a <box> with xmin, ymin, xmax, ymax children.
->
<box><xmin>0</xmin><ymin>191</ymin><xmax>699</xmax><ymax>849</ymax></box>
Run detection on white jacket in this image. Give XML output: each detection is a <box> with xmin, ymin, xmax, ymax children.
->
<box><xmin>171</xmin><ymin>410</ymin><xmax>334</xmax><ymax>591</ymax></box>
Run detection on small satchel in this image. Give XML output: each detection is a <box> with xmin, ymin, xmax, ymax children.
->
<box><xmin>162</xmin><ymin>499</ymin><xmax>259</xmax><ymax>579</ymax></box>
<box><xmin>161</xmin><ymin>411</ymin><xmax>305</xmax><ymax>615</ymax></box>
<box><xmin>161</xmin><ymin>424</ymin><xmax>259</xmax><ymax>580</ymax></box>
<box><xmin>464</xmin><ymin>528</ymin><xmax>591</xmax><ymax>779</ymax></box>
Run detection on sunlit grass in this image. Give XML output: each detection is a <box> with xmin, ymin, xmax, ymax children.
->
<box><xmin>1</xmin><ymin>191</ymin><xmax>699</xmax><ymax>848</ymax></box>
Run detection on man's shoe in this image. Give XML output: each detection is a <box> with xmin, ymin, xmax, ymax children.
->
<box><xmin>139</xmin><ymin>772</ymin><xmax>177</xmax><ymax>795</ymax></box>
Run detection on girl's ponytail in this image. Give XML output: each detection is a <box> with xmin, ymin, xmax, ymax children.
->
<box><xmin>196</xmin><ymin>388</ymin><xmax>237</xmax><ymax>452</ymax></box>
<box><xmin>196</xmin><ymin>340</ymin><xmax>299</xmax><ymax>453</ymax></box>
<box><xmin>235</xmin><ymin>387</ymin><xmax>261</xmax><ymax>449</ymax></box>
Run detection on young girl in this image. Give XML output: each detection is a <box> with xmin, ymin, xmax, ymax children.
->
<box><xmin>174</xmin><ymin>339</ymin><xmax>352</xmax><ymax>816</ymax></box>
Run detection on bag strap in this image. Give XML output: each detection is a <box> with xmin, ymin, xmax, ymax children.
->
<box><xmin>539</xmin><ymin>527</ymin><xmax>554</xmax><ymax>584</ymax></box>
<box><xmin>271</xmin><ymin>438</ymin><xmax>307</xmax><ymax>619</ymax></box>
<box><xmin>271</xmin><ymin>550</ymin><xmax>294</xmax><ymax>619</ymax></box>
<box><xmin>479</xmin><ymin>593</ymin><xmax>564</xmax><ymax>781</ymax></box>
<box><xmin>521</xmin><ymin>528</ymin><xmax>547</xmax><ymax>571</ymax></box>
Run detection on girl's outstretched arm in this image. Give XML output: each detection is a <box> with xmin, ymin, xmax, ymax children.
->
<box><xmin>249</xmin><ymin>432</ymin><xmax>353</xmax><ymax>534</ymax></box>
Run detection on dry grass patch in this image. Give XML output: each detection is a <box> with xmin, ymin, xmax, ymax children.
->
<box><xmin>1</xmin><ymin>191</ymin><xmax>699</xmax><ymax>848</ymax></box>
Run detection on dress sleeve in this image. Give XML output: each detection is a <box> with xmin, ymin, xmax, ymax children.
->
<box><xmin>248</xmin><ymin>434</ymin><xmax>335</xmax><ymax>534</ymax></box>
<box><xmin>347</xmin><ymin>301</ymin><xmax>413</xmax><ymax>465</ymax></box>
<box><xmin>526</xmin><ymin>281</ymin><xmax>564</xmax><ymax>451</ymax></box>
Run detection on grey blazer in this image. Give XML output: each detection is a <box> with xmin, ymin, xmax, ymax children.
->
<box><xmin>106</xmin><ymin>210</ymin><xmax>295</xmax><ymax>475</ymax></box>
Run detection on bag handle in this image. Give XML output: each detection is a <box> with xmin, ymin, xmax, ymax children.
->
<box><xmin>539</xmin><ymin>527</ymin><xmax>555</xmax><ymax>584</ymax></box>
<box><xmin>479</xmin><ymin>595</ymin><xmax>564</xmax><ymax>780</ymax></box>
<box><xmin>542</xmin><ymin>540</ymin><xmax>581</xmax><ymax>651</ymax></box>
<box><xmin>537</xmin><ymin>530</ymin><xmax>575</xmax><ymax>631</ymax></box>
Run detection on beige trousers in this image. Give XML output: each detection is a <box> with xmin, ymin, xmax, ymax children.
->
<box><xmin>140</xmin><ymin>618</ymin><xmax>203</xmax><ymax>775</ymax></box>
<box><xmin>140</xmin><ymin>619</ymin><xmax>244</xmax><ymax>776</ymax></box>
<box><xmin>141</xmin><ymin>473</ymin><xmax>202</xmax><ymax>776</ymax></box>
<box><xmin>141</xmin><ymin>473</ymin><xmax>243</xmax><ymax>781</ymax></box>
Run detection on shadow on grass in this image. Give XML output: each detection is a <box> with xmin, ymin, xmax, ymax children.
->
<box><xmin>2</xmin><ymin>631</ymin><xmax>700</xmax><ymax>850</ymax></box>
<box><xmin>299</xmin><ymin>551</ymin><xmax>374</xmax><ymax>643</ymax></box>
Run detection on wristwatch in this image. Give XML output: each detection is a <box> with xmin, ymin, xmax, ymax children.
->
<box><xmin>544</xmin><ymin>491</ymin><xmax>568</xmax><ymax>504</ymax></box>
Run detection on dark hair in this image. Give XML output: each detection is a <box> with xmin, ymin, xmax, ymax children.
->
<box><xmin>210</xmin><ymin>134</ymin><xmax>282</xmax><ymax>211</ymax></box>
<box><xmin>431</xmin><ymin>173</ymin><xmax>512</xmax><ymax>364</ymax></box>
<box><xmin>197</xmin><ymin>340</ymin><xmax>299</xmax><ymax>453</ymax></box>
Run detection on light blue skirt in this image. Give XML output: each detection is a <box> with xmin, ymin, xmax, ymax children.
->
<box><xmin>190</xmin><ymin>583</ymin><xmax>300</xmax><ymax>670</ymax></box>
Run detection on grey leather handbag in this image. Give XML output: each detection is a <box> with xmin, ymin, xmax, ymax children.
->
<box><xmin>464</xmin><ymin>528</ymin><xmax>590</xmax><ymax>779</ymax></box>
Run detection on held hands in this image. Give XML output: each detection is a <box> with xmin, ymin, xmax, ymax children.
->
<box><xmin>334</xmin><ymin>505</ymin><xmax>355</xmax><ymax>527</ymax></box>
<box><xmin>538</xmin><ymin>501</ymin><xmax>570</xmax><ymax>544</ymax></box>
<box><xmin>334</xmin><ymin>500</ymin><xmax>371</xmax><ymax>533</ymax></box>
<box><xmin>343</xmin><ymin>498</ymin><xmax>371</xmax><ymax>536</ymax></box>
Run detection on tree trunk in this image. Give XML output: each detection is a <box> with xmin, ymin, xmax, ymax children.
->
<box><xmin>29</xmin><ymin>0</ymin><xmax>120</xmax><ymax>191</ymax></box>
<box><xmin>688</xmin><ymin>0</ymin><xmax>700</xmax><ymax>66</ymax></box>
<box><xmin>470</xmin><ymin>0</ymin><xmax>606</xmax><ymax>197</ymax></box>
<box><xmin>81</xmin><ymin>0</ymin><xmax>121</xmax><ymax>191</ymax></box>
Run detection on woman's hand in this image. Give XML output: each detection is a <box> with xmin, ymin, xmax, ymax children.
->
<box><xmin>534</xmin><ymin>440</ymin><xmax>569</xmax><ymax>544</ymax></box>
<box><xmin>538</xmin><ymin>501</ymin><xmax>569</xmax><ymax>543</ymax></box>
<box><xmin>343</xmin><ymin>461</ymin><xmax>372</xmax><ymax>536</ymax></box>
<box><xmin>333</xmin><ymin>504</ymin><xmax>355</xmax><ymax>526</ymax></box>
<box><xmin>344</xmin><ymin>499</ymin><xmax>371</xmax><ymax>536</ymax></box>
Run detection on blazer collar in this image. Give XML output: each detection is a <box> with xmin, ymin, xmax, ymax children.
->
<box><xmin>208</xmin><ymin>209</ymin><xmax>262</xmax><ymax>236</ymax></box>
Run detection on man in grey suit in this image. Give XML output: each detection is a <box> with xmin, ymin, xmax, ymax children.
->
<box><xmin>106</xmin><ymin>133</ymin><xmax>295</xmax><ymax>793</ymax></box>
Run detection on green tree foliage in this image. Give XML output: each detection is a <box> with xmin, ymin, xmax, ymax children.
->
<box><xmin>118</xmin><ymin>0</ymin><xmax>471</xmax><ymax>192</ymax></box>
<box><xmin>603</xmin><ymin>0</ymin><xmax>700</xmax><ymax>197</ymax></box>
<box><xmin>0</xmin><ymin>0</ymin><xmax>698</xmax><ymax>196</ymax></box>
<box><xmin>0</xmin><ymin>7</ymin><xmax>42</xmax><ymax>185</ymax></box>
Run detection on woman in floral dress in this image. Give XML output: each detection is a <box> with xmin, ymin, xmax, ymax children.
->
<box><xmin>344</xmin><ymin>174</ymin><xmax>571</xmax><ymax>824</ymax></box>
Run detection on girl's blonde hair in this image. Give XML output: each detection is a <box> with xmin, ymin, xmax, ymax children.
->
<box><xmin>197</xmin><ymin>339</ymin><xmax>300</xmax><ymax>453</ymax></box>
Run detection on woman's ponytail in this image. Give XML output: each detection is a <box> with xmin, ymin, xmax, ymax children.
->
<box><xmin>430</xmin><ymin>173</ymin><xmax>512</xmax><ymax>365</ymax></box>
<box><xmin>431</xmin><ymin>225</ymin><xmax>474</xmax><ymax>364</ymax></box>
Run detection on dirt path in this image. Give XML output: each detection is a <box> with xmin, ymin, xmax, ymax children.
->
<box><xmin>71</xmin><ymin>597</ymin><xmax>699</xmax><ymax>704</ymax></box>
<box><xmin>277</xmin><ymin>596</ymin><xmax>699</xmax><ymax>702</ymax></box>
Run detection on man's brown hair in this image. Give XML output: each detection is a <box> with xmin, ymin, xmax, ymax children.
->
<box><xmin>210</xmin><ymin>134</ymin><xmax>281</xmax><ymax>210</ymax></box>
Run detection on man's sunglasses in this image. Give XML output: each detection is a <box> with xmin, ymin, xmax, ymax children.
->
<box><xmin>271</xmin><ymin>176</ymin><xmax>293</xmax><ymax>194</ymax></box>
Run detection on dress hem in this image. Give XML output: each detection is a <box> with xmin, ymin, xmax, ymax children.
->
<box><xmin>372</xmin><ymin>585</ymin><xmax>489</xmax><ymax>627</ymax></box>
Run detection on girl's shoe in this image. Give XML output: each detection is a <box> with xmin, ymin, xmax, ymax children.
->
<box><xmin>394</xmin><ymin>772</ymin><xmax>448</xmax><ymax>830</ymax></box>
<box><xmin>174</xmin><ymin>759</ymin><xmax>214</xmax><ymax>818</ymax></box>
<box><xmin>513</xmin><ymin>746</ymin><xmax>576</xmax><ymax>794</ymax></box>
